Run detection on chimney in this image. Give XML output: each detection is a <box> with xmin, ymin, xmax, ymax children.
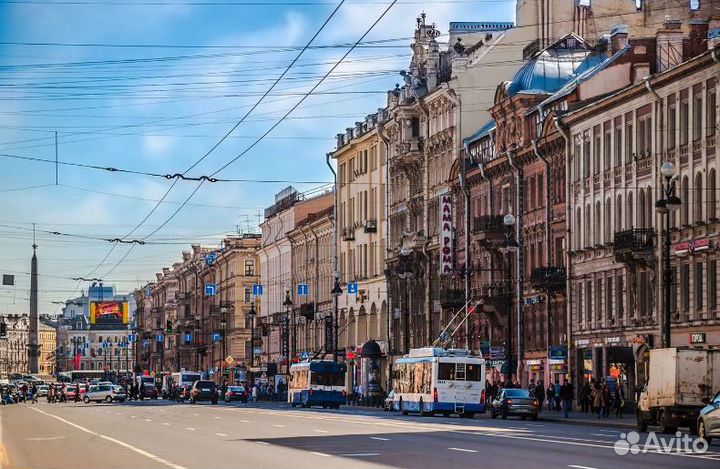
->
<box><xmin>155</xmin><ymin>272</ymin><xmax>163</xmax><ymax>281</ymax></box>
<box><xmin>610</xmin><ymin>24</ymin><xmax>629</xmax><ymax>55</ymax></box>
<box><xmin>345</xmin><ymin>127</ymin><xmax>353</xmax><ymax>141</ymax></box>
<box><xmin>336</xmin><ymin>133</ymin><xmax>345</xmax><ymax>149</ymax></box>
<box><xmin>191</xmin><ymin>244</ymin><xmax>201</xmax><ymax>255</ymax></box>
<box><xmin>656</xmin><ymin>22</ymin><xmax>684</xmax><ymax>72</ymax></box>
<box><xmin>162</xmin><ymin>267</ymin><xmax>170</xmax><ymax>276</ymax></box>
<box><xmin>688</xmin><ymin>20</ymin><xmax>709</xmax><ymax>58</ymax></box>
<box><xmin>355</xmin><ymin>121</ymin><xmax>363</xmax><ymax>135</ymax></box>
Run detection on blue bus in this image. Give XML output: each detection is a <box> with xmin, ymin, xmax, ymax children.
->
<box><xmin>288</xmin><ymin>360</ymin><xmax>346</xmax><ymax>409</ymax></box>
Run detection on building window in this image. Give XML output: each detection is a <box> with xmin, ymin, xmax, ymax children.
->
<box><xmin>583</xmin><ymin>133</ymin><xmax>590</xmax><ymax>178</ymax></box>
<box><xmin>573</xmin><ymin>143</ymin><xmax>581</xmax><ymax>181</ymax></box>
<box><xmin>709</xmin><ymin>260</ymin><xmax>717</xmax><ymax>311</ymax></box>
<box><xmin>680</xmin><ymin>97</ymin><xmax>689</xmax><ymax>145</ymax></box>
<box><xmin>681</xmin><ymin>176</ymin><xmax>690</xmax><ymax>226</ymax></box>
<box><xmin>593</xmin><ymin>127</ymin><xmax>601</xmax><ymax>174</ymax></box>
<box><xmin>244</xmin><ymin>260</ymin><xmax>255</xmax><ymax>277</ymax></box>
<box><xmin>693</xmin><ymin>92</ymin><xmax>703</xmax><ymax>141</ymax></box>
<box><xmin>605</xmin><ymin>276</ymin><xmax>613</xmax><ymax>324</ymax></box>
<box><xmin>695</xmin><ymin>172</ymin><xmax>703</xmax><ymax>223</ymax></box>
<box><xmin>603</xmin><ymin>129</ymin><xmax>611</xmax><ymax>170</ymax></box>
<box><xmin>537</xmin><ymin>175</ymin><xmax>544</xmax><ymax>208</ymax></box>
<box><xmin>585</xmin><ymin>281</ymin><xmax>593</xmax><ymax>324</ymax></box>
<box><xmin>668</xmin><ymin>98</ymin><xmax>677</xmax><ymax>149</ymax></box>
<box><xmin>681</xmin><ymin>263</ymin><xmax>690</xmax><ymax>313</ymax></box>
<box><xmin>708</xmin><ymin>83</ymin><xmax>716</xmax><ymax>137</ymax></box>
<box><xmin>625</xmin><ymin>119</ymin><xmax>634</xmax><ymax>162</ymax></box>
<box><xmin>595</xmin><ymin>278</ymin><xmax>602</xmax><ymax>325</ymax></box>
<box><xmin>614</xmin><ymin>118</ymin><xmax>622</xmax><ymax>167</ymax></box>
<box><xmin>693</xmin><ymin>261</ymin><xmax>704</xmax><ymax>313</ymax></box>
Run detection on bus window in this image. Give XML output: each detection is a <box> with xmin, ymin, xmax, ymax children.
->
<box><xmin>438</xmin><ymin>363</ymin><xmax>484</xmax><ymax>381</ymax></box>
<box><xmin>310</xmin><ymin>372</ymin><xmax>344</xmax><ymax>387</ymax></box>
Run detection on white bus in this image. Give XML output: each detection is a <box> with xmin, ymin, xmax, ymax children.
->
<box><xmin>391</xmin><ymin>348</ymin><xmax>486</xmax><ymax>418</ymax></box>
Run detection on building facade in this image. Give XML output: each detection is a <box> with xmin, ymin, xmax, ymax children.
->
<box><xmin>38</xmin><ymin>322</ymin><xmax>56</xmax><ymax>376</ymax></box>
<box><xmin>0</xmin><ymin>314</ymin><xmax>29</xmax><ymax>378</ymax></box>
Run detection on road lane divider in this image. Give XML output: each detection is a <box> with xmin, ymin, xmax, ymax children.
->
<box><xmin>28</xmin><ymin>407</ymin><xmax>186</xmax><ymax>469</ymax></box>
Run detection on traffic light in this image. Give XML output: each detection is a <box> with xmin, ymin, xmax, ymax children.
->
<box><xmin>0</xmin><ymin>322</ymin><xmax>6</xmax><ymax>338</ymax></box>
<box><xmin>165</xmin><ymin>319</ymin><xmax>172</xmax><ymax>333</ymax></box>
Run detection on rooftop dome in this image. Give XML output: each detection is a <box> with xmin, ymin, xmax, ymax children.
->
<box><xmin>507</xmin><ymin>34</ymin><xmax>608</xmax><ymax>96</ymax></box>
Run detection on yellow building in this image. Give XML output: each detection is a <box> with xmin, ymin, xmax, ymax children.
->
<box><xmin>39</xmin><ymin>322</ymin><xmax>57</xmax><ymax>377</ymax></box>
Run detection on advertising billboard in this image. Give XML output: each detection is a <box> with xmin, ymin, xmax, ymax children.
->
<box><xmin>90</xmin><ymin>301</ymin><xmax>129</xmax><ymax>325</ymax></box>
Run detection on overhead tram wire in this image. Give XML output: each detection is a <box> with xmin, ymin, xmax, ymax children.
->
<box><xmin>81</xmin><ymin>0</ymin><xmax>348</xmax><ymax>279</ymax></box>
<box><xmin>138</xmin><ymin>0</ymin><xmax>400</xmax><ymax>244</ymax></box>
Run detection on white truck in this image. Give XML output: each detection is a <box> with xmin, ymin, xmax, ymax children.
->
<box><xmin>637</xmin><ymin>347</ymin><xmax>720</xmax><ymax>434</ymax></box>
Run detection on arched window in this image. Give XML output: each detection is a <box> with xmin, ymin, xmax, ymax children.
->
<box><xmin>576</xmin><ymin>208</ymin><xmax>582</xmax><ymax>249</ymax></box>
<box><xmin>605</xmin><ymin>198</ymin><xmax>612</xmax><ymax>243</ymax></box>
<box><xmin>584</xmin><ymin>204</ymin><xmax>591</xmax><ymax>247</ymax></box>
<box><xmin>694</xmin><ymin>172</ymin><xmax>703</xmax><ymax>223</ymax></box>
<box><xmin>646</xmin><ymin>187</ymin><xmax>653</xmax><ymax>229</ymax></box>
<box><xmin>595</xmin><ymin>201</ymin><xmax>601</xmax><ymax>245</ymax></box>
<box><xmin>709</xmin><ymin>169</ymin><xmax>717</xmax><ymax>221</ymax></box>
<box><xmin>615</xmin><ymin>194</ymin><xmax>623</xmax><ymax>232</ymax></box>
<box><xmin>626</xmin><ymin>192</ymin><xmax>634</xmax><ymax>229</ymax></box>
<box><xmin>638</xmin><ymin>190</ymin><xmax>646</xmax><ymax>228</ymax></box>
<box><xmin>681</xmin><ymin>175</ymin><xmax>689</xmax><ymax>226</ymax></box>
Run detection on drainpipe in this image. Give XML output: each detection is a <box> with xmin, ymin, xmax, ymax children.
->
<box><xmin>326</xmin><ymin>153</ymin><xmax>340</xmax><ymax>363</ymax></box>
<box><xmin>532</xmin><ymin>134</ymin><xmax>553</xmax><ymax>381</ymax></box>
<box><xmin>506</xmin><ymin>149</ymin><xmax>524</xmax><ymax>386</ymax></box>
<box><xmin>554</xmin><ymin>115</ymin><xmax>573</xmax><ymax>385</ymax></box>
<box><xmin>377</xmin><ymin>121</ymin><xmax>393</xmax><ymax>390</ymax></box>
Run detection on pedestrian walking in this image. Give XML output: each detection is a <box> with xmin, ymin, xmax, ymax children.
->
<box><xmin>592</xmin><ymin>382</ymin><xmax>603</xmax><ymax>418</ymax></box>
<box><xmin>30</xmin><ymin>384</ymin><xmax>38</xmax><ymax>404</ymax></box>
<box><xmin>601</xmin><ymin>381</ymin><xmax>611</xmax><ymax>418</ymax></box>
<box><xmin>535</xmin><ymin>379</ymin><xmax>545</xmax><ymax>413</ymax></box>
<box><xmin>528</xmin><ymin>379</ymin><xmax>536</xmax><ymax>397</ymax></box>
<box><xmin>579</xmin><ymin>380</ymin><xmax>591</xmax><ymax>413</ymax></box>
<box><xmin>560</xmin><ymin>379</ymin><xmax>574</xmax><ymax>418</ymax></box>
<box><xmin>545</xmin><ymin>383</ymin><xmax>555</xmax><ymax>411</ymax></box>
<box><xmin>553</xmin><ymin>379</ymin><xmax>561</xmax><ymax>411</ymax></box>
<box><xmin>74</xmin><ymin>383</ymin><xmax>81</xmax><ymax>403</ymax></box>
<box><xmin>614</xmin><ymin>386</ymin><xmax>625</xmax><ymax>418</ymax></box>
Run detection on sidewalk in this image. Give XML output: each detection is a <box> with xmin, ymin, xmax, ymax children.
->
<box><xmin>536</xmin><ymin>409</ymin><xmax>636</xmax><ymax>429</ymax></box>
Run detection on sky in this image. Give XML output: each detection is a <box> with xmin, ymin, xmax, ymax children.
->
<box><xmin>0</xmin><ymin>0</ymin><xmax>515</xmax><ymax>314</ymax></box>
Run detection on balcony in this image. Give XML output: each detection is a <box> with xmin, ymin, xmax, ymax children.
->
<box><xmin>530</xmin><ymin>267</ymin><xmax>566</xmax><ymax>291</ymax></box>
<box><xmin>471</xmin><ymin>215</ymin><xmax>505</xmax><ymax>245</ymax></box>
<box><xmin>342</xmin><ymin>227</ymin><xmax>355</xmax><ymax>241</ymax></box>
<box><xmin>392</xmin><ymin>138</ymin><xmax>423</xmax><ymax>166</ymax></box>
<box><xmin>474</xmin><ymin>281</ymin><xmax>512</xmax><ymax>322</ymax></box>
<box><xmin>299</xmin><ymin>302</ymin><xmax>315</xmax><ymax>321</ymax></box>
<box><xmin>364</xmin><ymin>219</ymin><xmax>377</xmax><ymax>233</ymax></box>
<box><xmin>439</xmin><ymin>276</ymin><xmax>465</xmax><ymax>309</ymax></box>
<box><xmin>613</xmin><ymin>229</ymin><xmax>655</xmax><ymax>265</ymax></box>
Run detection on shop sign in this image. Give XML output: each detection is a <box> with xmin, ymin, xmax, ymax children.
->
<box><xmin>551</xmin><ymin>364</ymin><xmax>567</xmax><ymax>372</ymax></box>
<box><xmin>592</xmin><ymin>338</ymin><xmax>604</xmax><ymax>347</ymax></box>
<box><xmin>605</xmin><ymin>336</ymin><xmax>621</xmax><ymax>345</ymax></box>
<box><xmin>575</xmin><ymin>338</ymin><xmax>590</xmax><ymax>347</ymax></box>
<box><xmin>689</xmin><ymin>332</ymin><xmax>706</xmax><ymax>345</ymax></box>
<box><xmin>487</xmin><ymin>359</ymin><xmax>505</xmax><ymax>368</ymax></box>
<box><xmin>489</xmin><ymin>346</ymin><xmax>506</xmax><ymax>360</ymax></box>
<box><xmin>439</xmin><ymin>195</ymin><xmax>454</xmax><ymax>275</ymax></box>
<box><xmin>674</xmin><ymin>238</ymin><xmax>710</xmax><ymax>255</ymax></box>
<box><xmin>549</xmin><ymin>345</ymin><xmax>567</xmax><ymax>360</ymax></box>
<box><xmin>525</xmin><ymin>295</ymin><xmax>544</xmax><ymax>305</ymax></box>
<box><xmin>548</xmin><ymin>359</ymin><xmax>566</xmax><ymax>365</ymax></box>
<box><xmin>526</xmin><ymin>359</ymin><xmax>543</xmax><ymax>365</ymax></box>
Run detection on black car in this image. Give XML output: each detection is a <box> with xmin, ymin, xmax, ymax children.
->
<box><xmin>490</xmin><ymin>388</ymin><xmax>539</xmax><ymax>420</ymax></box>
<box><xmin>189</xmin><ymin>380</ymin><xmax>218</xmax><ymax>404</ymax></box>
<box><xmin>224</xmin><ymin>385</ymin><xmax>248</xmax><ymax>403</ymax></box>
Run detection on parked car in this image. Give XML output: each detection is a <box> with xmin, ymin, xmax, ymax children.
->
<box><xmin>490</xmin><ymin>388</ymin><xmax>539</xmax><ymax>420</ymax></box>
<box><xmin>140</xmin><ymin>383</ymin><xmax>159</xmax><ymax>399</ymax></box>
<box><xmin>189</xmin><ymin>380</ymin><xmax>218</xmax><ymax>404</ymax></box>
<box><xmin>66</xmin><ymin>386</ymin><xmax>88</xmax><ymax>401</ymax></box>
<box><xmin>698</xmin><ymin>391</ymin><xmax>720</xmax><ymax>445</ymax></box>
<box><xmin>36</xmin><ymin>385</ymin><xmax>50</xmax><ymax>397</ymax></box>
<box><xmin>84</xmin><ymin>384</ymin><xmax>126</xmax><ymax>403</ymax></box>
<box><xmin>224</xmin><ymin>385</ymin><xmax>248</xmax><ymax>403</ymax></box>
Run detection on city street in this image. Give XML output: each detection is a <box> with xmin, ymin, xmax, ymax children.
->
<box><xmin>2</xmin><ymin>401</ymin><xmax>719</xmax><ymax>469</ymax></box>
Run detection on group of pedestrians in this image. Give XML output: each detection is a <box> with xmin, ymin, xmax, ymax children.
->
<box><xmin>1</xmin><ymin>383</ymin><xmax>39</xmax><ymax>404</ymax></box>
<box><xmin>578</xmin><ymin>378</ymin><xmax>626</xmax><ymax>418</ymax></box>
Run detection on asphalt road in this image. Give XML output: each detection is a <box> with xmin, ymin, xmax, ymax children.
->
<box><xmin>2</xmin><ymin>400</ymin><xmax>719</xmax><ymax>469</ymax></box>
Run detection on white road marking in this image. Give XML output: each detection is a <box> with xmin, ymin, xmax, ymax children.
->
<box><xmin>591</xmin><ymin>433</ymin><xmax>613</xmax><ymax>437</ymax></box>
<box><xmin>130</xmin><ymin>416</ymin><xmax>136</xmax><ymax>418</ymax></box>
<box><xmin>314</xmin><ymin>429</ymin><xmax>329</xmax><ymax>433</ymax></box>
<box><xmin>185</xmin><ymin>427</ymin><xmax>195</xmax><ymax>431</ymax></box>
<box><xmin>214</xmin><ymin>416</ymin><xmax>221</xmax><ymax>419</ymax></box>
<box><xmin>144</xmin><ymin>419</ymin><xmax>153</xmax><ymax>422</ymax></box>
<box><xmin>256</xmin><ymin>442</ymin><xmax>270</xmax><ymax>445</ymax></box>
<box><xmin>310</xmin><ymin>452</ymin><xmax>330</xmax><ymax>457</ymax></box>
<box><xmin>25</xmin><ymin>436</ymin><xmax>66</xmax><ymax>441</ymax></box>
<box><xmin>215</xmin><ymin>433</ymin><xmax>227</xmax><ymax>437</ymax></box>
<box><xmin>340</xmin><ymin>453</ymin><xmax>380</xmax><ymax>457</ymax></box>
<box><xmin>272</xmin><ymin>424</ymin><xmax>285</xmax><ymax>428</ymax></box>
<box><xmin>597</xmin><ymin>430</ymin><xmax>616</xmax><ymax>433</ymax></box>
<box><xmin>370</xmin><ymin>437</ymin><xmax>390</xmax><ymax>441</ymax></box>
<box><xmin>116</xmin><ymin>413</ymin><xmax>123</xmax><ymax>416</ymax></box>
<box><xmin>240</xmin><ymin>419</ymin><xmax>250</xmax><ymax>423</ymax></box>
<box><xmin>448</xmin><ymin>448</ymin><xmax>478</xmax><ymax>453</ymax></box>
<box><xmin>193</xmin><ymin>413</ymin><xmax>199</xmax><ymax>417</ymax></box>
<box><xmin>29</xmin><ymin>407</ymin><xmax>186</xmax><ymax>469</ymax></box>
<box><xmin>568</xmin><ymin>465</ymin><xmax>597</xmax><ymax>469</ymax></box>
<box><xmin>163</xmin><ymin>423</ymin><xmax>171</xmax><ymax>426</ymax></box>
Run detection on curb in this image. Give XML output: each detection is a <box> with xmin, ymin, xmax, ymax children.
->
<box><xmin>536</xmin><ymin>416</ymin><xmax>636</xmax><ymax>429</ymax></box>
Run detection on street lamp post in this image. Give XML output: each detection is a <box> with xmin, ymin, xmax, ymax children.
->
<box><xmin>331</xmin><ymin>281</ymin><xmax>342</xmax><ymax>362</ymax></box>
<box><xmin>220</xmin><ymin>306</ymin><xmax>228</xmax><ymax>380</ymax></box>
<box><xmin>655</xmin><ymin>162</ymin><xmax>681</xmax><ymax>348</ymax></box>
<box><xmin>499</xmin><ymin>214</ymin><xmax>519</xmax><ymax>382</ymax></box>
<box><xmin>248</xmin><ymin>301</ymin><xmax>256</xmax><ymax>380</ymax></box>
<box><xmin>397</xmin><ymin>260</ymin><xmax>414</xmax><ymax>354</ymax></box>
<box><xmin>283</xmin><ymin>291</ymin><xmax>293</xmax><ymax>383</ymax></box>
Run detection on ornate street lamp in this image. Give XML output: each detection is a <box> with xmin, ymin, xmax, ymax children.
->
<box><xmin>499</xmin><ymin>213</ymin><xmax>518</xmax><ymax>382</ymax></box>
<box><xmin>655</xmin><ymin>162</ymin><xmax>681</xmax><ymax>348</ymax></box>
<box><xmin>283</xmin><ymin>291</ymin><xmax>293</xmax><ymax>384</ymax></box>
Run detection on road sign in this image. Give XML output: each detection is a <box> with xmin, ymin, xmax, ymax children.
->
<box><xmin>252</xmin><ymin>284</ymin><xmax>264</xmax><ymax>296</ymax></box>
<box><xmin>225</xmin><ymin>356</ymin><xmax>234</xmax><ymax>365</ymax></box>
<box><xmin>156</xmin><ymin>333</ymin><xmax>164</xmax><ymax>342</ymax></box>
<box><xmin>347</xmin><ymin>282</ymin><xmax>359</xmax><ymax>294</ymax></box>
<box><xmin>297</xmin><ymin>283</ymin><xmax>309</xmax><ymax>296</ymax></box>
<box><xmin>212</xmin><ymin>332</ymin><xmax>222</xmax><ymax>342</ymax></box>
<box><xmin>184</xmin><ymin>332</ymin><xmax>193</xmax><ymax>344</ymax></box>
<box><xmin>143</xmin><ymin>339</ymin><xmax>149</xmax><ymax>347</ymax></box>
<box><xmin>205</xmin><ymin>252</ymin><xmax>218</xmax><ymax>266</ymax></box>
<box><xmin>205</xmin><ymin>283</ymin><xmax>217</xmax><ymax>296</ymax></box>
<box><xmin>300</xmin><ymin>351</ymin><xmax>310</xmax><ymax>360</ymax></box>
<box><xmin>128</xmin><ymin>334</ymin><xmax>136</xmax><ymax>342</ymax></box>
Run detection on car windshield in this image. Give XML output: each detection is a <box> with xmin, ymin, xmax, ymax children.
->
<box><xmin>196</xmin><ymin>381</ymin><xmax>215</xmax><ymax>388</ymax></box>
<box><xmin>504</xmin><ymin>389</ymin><xmax>531</xmax><ymax>398</ymax></box>
<box><xmin>228</xmin><ymin>386</ymin><xmax>244</xmax><ymax>392</ymax></box>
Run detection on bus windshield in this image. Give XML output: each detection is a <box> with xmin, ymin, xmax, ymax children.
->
<box><xmin>310</xmin><ymin>372</ymin><xmax>344</xmax><ymax>387</ymax></box>
<box><xmin>437</xmin><ymin>363</ymin><xmax>483</xmax><ymax>382</ymax></box>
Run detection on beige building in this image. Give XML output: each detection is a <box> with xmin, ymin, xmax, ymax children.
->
<box><xmin>38</xmin><ymin>322</ymin><xmax>56</xmax><ymax>376</ymax></box>
<box><xmin>0</xmin><ymin>314</ymin><xmax>29</xmax><ymax>378</ymax></box>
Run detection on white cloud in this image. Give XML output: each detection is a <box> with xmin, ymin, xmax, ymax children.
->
<box><xmin>143</xmin><ymin>134</ymin><xmax>175</xmax><ymax>157</ymax></box>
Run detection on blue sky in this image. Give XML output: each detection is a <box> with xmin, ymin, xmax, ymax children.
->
<box><xmin>0</xmin><ymin>0</ymin><xmax>515</xmax><ymax>313</ymax></box>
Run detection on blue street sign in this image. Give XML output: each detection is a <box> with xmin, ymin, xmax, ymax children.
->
<box><xmin>184</xmin><ymin>333</ymin><xmax>193</xmax><ymax>344</ymax></box>
<box><xmin>205</xmin><ymin>283</ymin><xmax>217</xmax><ymax>296</ymax></box>
<box><xmin>347</xmin><ymin>282</ymin><xmax>359</xmax><ymax>294</ymax></box>
<box><xmin>205</xmin><ymin>252</ymin><xmax>218</xmax><ymax>266</ymax></box>
<box><xmin>300</xmin><ymin>351</ymin><xmax>310</xmax><ymax>360</ymax></box>
<box><xmin>297</xmin><ymin>283</ymin><xmax>309</xmax><ymax>296</ymax></box>
<box><xmin>143</xmin><ymin>339</ymin><xmax>149</xmax><ymax>347</ymax></box>
<box><xmin>156</xmin><ymin>333</ymin><xmax>164</xmax><ymax>342</ymax></box>
<box><xmin>212</xmin><ymin>332</ymin><xmax>222</xmax><ymax>342</ymax></box>
<box><xmin>252</xmin><ymin>284</ymin><xmax>264</xmax><ymax>296</ymax></box>
<box><xmin>127</xmin><ymin>334</ymin><xmax>135</xmax><ymax>342</ymax></box>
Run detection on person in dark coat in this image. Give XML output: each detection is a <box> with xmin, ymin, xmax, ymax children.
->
<box><xmin>74</xmin><ymin>383</ymin><xmax>81</xmax><ymax>403</ymax></box>
<box><xmin>545</xmin><ymin>383</ymin><xmax>555</xmax><ymax>411</ymax></box>
<box><xmin>560</xmin><ymin>379</ymin><xmax>574</xmax><ymax>418</ymax></box>
<box><xmin>535</xmin><ymin>379</ymin><xmax>545</xmax><ymax>413</ymax></box>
